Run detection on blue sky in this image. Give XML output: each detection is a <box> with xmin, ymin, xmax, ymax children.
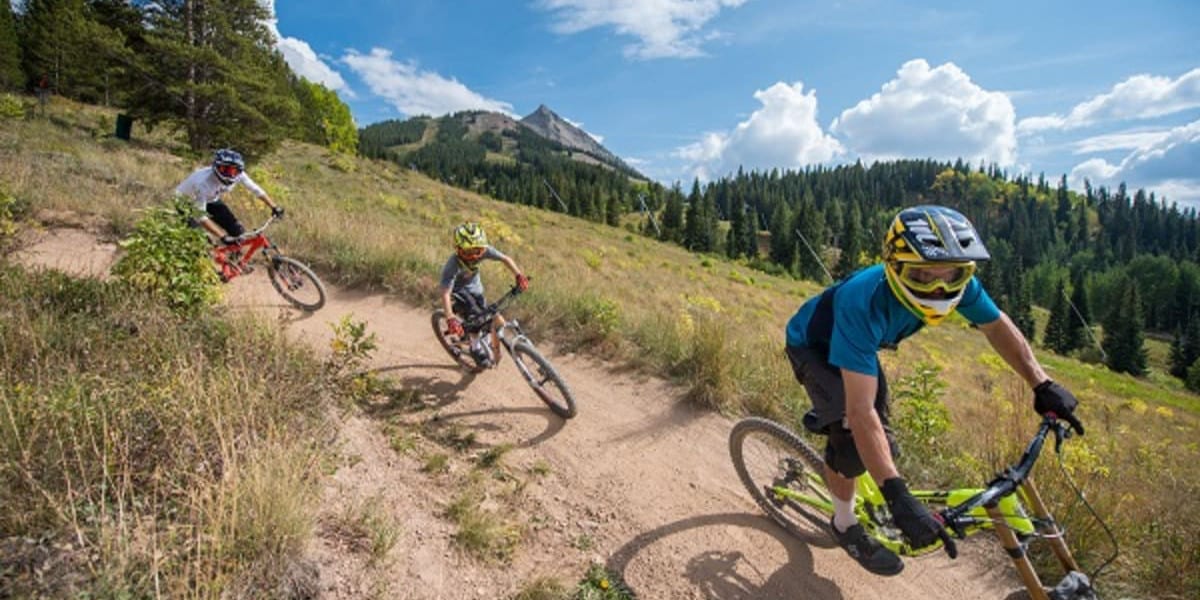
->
<box><xmin>265</xmin><ymin>0</ymin><xmax>1200</xmax><ymax>205</ymax></box>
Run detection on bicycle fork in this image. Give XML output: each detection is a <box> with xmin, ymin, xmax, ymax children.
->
<box><xmin>987</xmin><ymin>476</ymin><xmax>1082</xmax><ymax>600</ymax></box>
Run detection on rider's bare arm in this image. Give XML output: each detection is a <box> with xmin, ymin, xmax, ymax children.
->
<box><xmin>440</xmin><ymin>286</ymin><xmax>456</xmax><ymax>318</ymax></box>
<box><xmin>977</xmin><ymin>312</ymin><xmax>1049</xmax><ymax>388</ymax></box>
<box><xmin>843</xmin><ymin>369</ymin><xmax>901</xmax><ymax>484</ymax></box>
<box><xmin>499</xmin><ymin>255</ymin><xmax>523</xmax><ymax>279</ymax></box>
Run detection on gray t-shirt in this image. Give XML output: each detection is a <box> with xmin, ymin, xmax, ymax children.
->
<box><xmin>439</xmin><ymin>246</ymin><xmax>506</xmax><ymax>294</ymax></box>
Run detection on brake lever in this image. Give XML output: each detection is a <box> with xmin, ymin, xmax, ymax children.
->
<box><xmin>936</xmin><ymin>510</ymin><xmax>967</xmax><ymax>540</ymax></box>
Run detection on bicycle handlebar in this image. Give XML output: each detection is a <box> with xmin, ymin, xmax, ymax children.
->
<box><xmin>463</xmin><ymin>283</ymin><xmax>527</xmax><ymax>331</ymax></box>
<box><xmin>938</xmin><ymin>416</ymin><xmax>1069</xmax><ymax>536</ymax></box>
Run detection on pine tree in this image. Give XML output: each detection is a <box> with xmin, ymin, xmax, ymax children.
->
<box><xmin>1064</xmin><ymin>271</ymin><xmax>1091</xmax><ymax>352</ymax></box>
<box><xmin>835</xmin><ymin>203</ymin><xmax>864</xmax><ymax>278</ymax></box>
<box><xmin>1102</xmin><ymin>278</ymin><xmax>1147</xmax><ymax>376</ymax></box>
<box><xmin>1169</xmin><ymin>318</ymin><xmax>1200</xmax><ymax>379</ymax></box>
<box><xmin>1044</xmin><ymin>278</ymin><xmax>1072</xmax><ymax>353</ymax></box>
<box><xmin>0</xmin><ymin>0</ymin><xmax>22</xmax><ymax>90</ymax></box>
<box><xmin>793</xmin><ymin>200</ymin><xmax>827</xmax><ymax>283</ymax></box>
<box><xmin>660</xmin><ymin>184</ymin><xmax>684</xmax><ymax>243</ymax></box>
<box><xmin>768</xmin><ymin>201</ymin><xmax>795</xmax><ymax>270</ymax></box>
<box><xmin>128</xmin><ymin>0</ymin><xmax>299</xmax><ymax>158</ymax></box>
<box><xmin>726</xmin><ymin>194</ymin><xmax>747</xmax><ymax>259</ymax></box>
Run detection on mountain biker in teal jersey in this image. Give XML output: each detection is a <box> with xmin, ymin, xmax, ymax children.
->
<box><xmin>784</xmin><ymin>205</ymin><xmax>1084</xmax><ymax>576</ymax></box>
<box><xmin>440</xmin><ymin>222</ymin><xmax>529</xmax><ymax>368</ymax></box>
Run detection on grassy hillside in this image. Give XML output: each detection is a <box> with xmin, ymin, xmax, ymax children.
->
<box><xmin>3</xmin><ymin>99</ymin><xmax>1198</xmax><ymax>598</ymax></box>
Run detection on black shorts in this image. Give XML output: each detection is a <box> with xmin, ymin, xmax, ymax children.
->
<box><xmin>785</xmin><ymin>345</ymin><xmax>899</xmax><ymax>478</ymax></box>
<box><xmin>451</xmin><ymin>290</ymin><xmax>487</xmax><ymax>332</ymax></box>
<box><xmin>205</xmin><ymin>201</ymin><xmax>244</xmax><ymax>237</ymax></box>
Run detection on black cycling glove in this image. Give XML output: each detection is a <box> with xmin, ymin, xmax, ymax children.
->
<box><xmin>1033</xmin><ymin>380</ymin><xmax>1084</xmax><ymax>435</ymax></box>
<box><xmin>882</xmin><ymin>478</ymin><xmax>957</xmax><ymax>558</ymax></box>
<box><xmin>271</xmin><ymin>205</ymin><xmax>285</xmax><ymax>219</ymax></box>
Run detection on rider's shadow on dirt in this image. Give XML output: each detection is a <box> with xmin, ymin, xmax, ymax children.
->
<box><xmin>607</xmin><ymin>512</ymin><xmax>842</xmax><ymax>600</ymax></box>
<box><xmin>350</xmin><ymin>364</ymin><xmax>477</xmax><ymax>418</ymax></box>
<box><xmin>425</xmin><ymin>405</ymin><xmax>566</xmax><ymax>448</ymax></box>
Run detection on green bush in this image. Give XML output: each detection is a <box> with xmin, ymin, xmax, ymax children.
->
<box><xmin>0</xmin><ymin>93</ymin><xmax>26</xmax><ymax>119</ymax></box>
<box><xmin>112</xmin><ymin>199</ymin><xmax>221</xmax><ymax>314</ymax></box>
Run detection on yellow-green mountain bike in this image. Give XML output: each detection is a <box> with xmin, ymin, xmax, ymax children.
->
<box><xmin>729</xmin><ymin>416</ymin><xmax>1116</xmax><ymax>600</ymax></box>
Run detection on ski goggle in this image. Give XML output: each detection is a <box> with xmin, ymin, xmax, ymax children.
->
<box><xmin>215</xmin><ymin>163</ymin><xmax>242</xmax><ymax>179</ymax></box>
<box><xmin>895</xmin><ymin>261</ymin><xmax>975</xmax><ymax>293</ymax></box>
<box><xmin>457</xmin><ymin>246</ymin><xmax>486</xmax><ymax>262</ymax></box>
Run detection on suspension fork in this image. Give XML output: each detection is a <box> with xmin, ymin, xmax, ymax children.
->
<box><xmin>986</xmin><ymin>476</ymin><xmax>1079</xmax><ymax>600</ymax></box>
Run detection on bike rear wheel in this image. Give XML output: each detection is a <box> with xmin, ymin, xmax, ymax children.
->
<box><xmin>729</xmin><ymin>417</ymin><xmax>831</xmax><ymax>539</ymax></box>
<box><xmin>510</xmin><ymin>340</ymin><xmax>577</xmax><ymax>419</ymax></box>
<box><xmin>431</xmin><ymin>309</ymin><xmax>485</xmax><ymax>373</ymax></box>
<box><xmin>268</xmin><ymin>256</ymin><xmax>326</xmax><ymax>311</ymax></box>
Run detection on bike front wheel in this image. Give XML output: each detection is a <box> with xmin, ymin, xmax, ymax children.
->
<box><xmin>431</xmin><ymin>309</ymin><xmax>484</xmax><ymax>373</ymax></box>
<box><xmin>268</xmin><ymin>256</ymin><xmax>327</xmax><ymax>311</ymax></box>
<box><xmin>510</xmin><ymin>340</ymin><xmax>577</xmax><ymax>419</ymax></box>
<box><xmin>729</xmin><ymin>417</ymin><xmax>831</xmax><ymax>539</ymax></box>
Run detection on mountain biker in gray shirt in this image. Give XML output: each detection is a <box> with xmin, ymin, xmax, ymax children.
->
<box><xmin>440</xmin><ymin>222</ymin><xmax>529</xmax><ymax>367</ymax></box>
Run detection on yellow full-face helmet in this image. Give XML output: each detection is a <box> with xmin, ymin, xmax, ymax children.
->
<box><xmin>453</xmin><ymin>222</ymin><xmax>488</xmax><ymax>262</ymax></box>
<box><xmin>882</xmin><ymin>205</ymin><xmax>990</xmax><ymax>325</ymax></box>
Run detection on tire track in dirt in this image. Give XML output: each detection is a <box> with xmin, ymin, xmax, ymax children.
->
<box><xmin>13</xmin><ymin>226</ymin><xmax>1022</xmax><ymax>599</ymax></box>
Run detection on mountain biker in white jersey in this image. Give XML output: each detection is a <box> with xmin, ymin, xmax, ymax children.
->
<box><xmin>440</xmin><ymin>222</ymin><xmax>529</xmax><ymax>368</ymax></box>
<box><xmin>175</xmin><ymin>149</ymin><xmax>284</xmax><ymax>246</ymax></box>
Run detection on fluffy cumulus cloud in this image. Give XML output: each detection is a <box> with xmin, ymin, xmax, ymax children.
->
<box><xmin>1019</xmin><ymin>68</ymin><xmax>1200</xmax><ymax>134</ymax></box>
<box><xmin>1069</xmin><ymin>120</ymin><xmax>1200</xmax><ymax>206</ymax></box>
<box><xmin>677</xmin><ymin>81</ymin><xmax>843</xmax><ymax>180</ymax></box>
<box><xmin>536</xmin><ymin>0</ymin><xmax>748</xmax><ymax>60</ymax></box>
<box><xmin>259</xmin><ymin>0</ymin><xmax>352</xmax><ymax>95</ymax></box>
<box><xmin>343</xmin><ymin>48</ymin><xmax>514</xmax><ymax>118</ymax></box>
<box><xmin>832</xmin><ymin>59</ymin><xmax>1017</xmax><ymax>166</ymax></box>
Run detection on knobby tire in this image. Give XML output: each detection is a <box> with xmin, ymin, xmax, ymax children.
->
<box><xmin>431</xmin><ymin>309</ymin><xmax>484</xmax><ymax>373</ymax></box>
<box><xmin>267</xmin><ymin>255</ymin><xmax>326</xmax><ymax>311</ymax></box>
<box><xmin>729</xmin><ymin>417</ymin><xmax>831</xmax><ymax>539</ymax></box>
<box><xmin>510</xmin><ymin>340</ymin><xmax>577</xmax><ymax>419</ymax></box>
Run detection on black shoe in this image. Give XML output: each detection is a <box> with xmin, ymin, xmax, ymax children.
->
<box><xmin>830</xmin><ymin>518</ymin><xmax>903</xmax><ymax>576</ymax></box>
<box><xmin>471</xmin><ymin>347</ymin><xmax>492</xmax><ymax>368</ymax></box>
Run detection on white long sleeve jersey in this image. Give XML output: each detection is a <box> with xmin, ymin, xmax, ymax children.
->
<box><xmin>175</xmin><ymin>167</ymin><xmax>268</xmax><ymax>211</ymax></box>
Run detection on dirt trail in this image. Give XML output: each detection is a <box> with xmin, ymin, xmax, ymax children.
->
<box><xmin>12</xmin><ymin>226</ymin><xmax>1022</xmax><ymax>599</ymax></box>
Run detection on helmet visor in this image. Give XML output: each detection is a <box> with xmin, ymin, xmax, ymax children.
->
<box><xmin>215</xmin><ymin>163</ymin><xmax>242</xmax><ymax>179</ymax></box>
<box><xmin>897</xmin><ymin>262</ymin><xmax>975</xmax><ymax>294</ymax></box>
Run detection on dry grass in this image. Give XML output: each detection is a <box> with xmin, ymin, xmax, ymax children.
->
<box><xmin>0</xmin><ymin>265</ymin><xmax>332</xmax><ymax>597</ymax></box>
<box><xmin>3</xmin><ymin>100</ymin><xmax>1199</xmax><ymax>597</ymax></box>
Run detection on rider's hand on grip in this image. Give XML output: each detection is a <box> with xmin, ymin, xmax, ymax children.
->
<box><xmin>271</xmin><ymin>205</ymin><xmax>285</xmax><ymax>219</ymax></box>
<box><xmin>446</xmin><ymin>317</ymin><xmax>464</xmax><ymax>337</ymax></box>
<box><xmin>1033</xmin><ymin>380</ymin><xmax>1084</xmax><ymax>436</ymax></box>
<box><xmin>515</xmin><ymin>273</ymin><xmax>529</xmax><ymax>292</ymax></box>
<box><xmin>882</xmin><ymin>478</ymin><xmax>958</xmax><ymax>559</ymax></box>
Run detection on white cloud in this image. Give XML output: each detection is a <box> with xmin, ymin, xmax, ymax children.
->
<box><xmin>1068</xmin><ymin>120</ymin><xmax>1200</xmax><ymax>206</ymax></box>
<box><xmin>1018</xmin><ymin>67</ymin><xmax>1200</xmax><ymax>134</ymax></box>
<box><xmin>536</xmin><ymin>0</ymin><xmax>748</xmax><ymax>60</ymax></box>
<box><xmin>1071</xmin><ymin>129</ymin><xmax>1173</xmax><ymax>154</ymax></box>
<box><xmin>676</xmin><ymin>81</ymin><xmax>843</xmax><ymax>180</ymax></box>
<box><xmin>831</xmin><ymin>59</ymin><xmax>1017</xmax><ymax>166</ymax></box>
<box><xmin>342</xmin><ymin>48</ymin><xmax>514</xmax><ymax>118</ymax></box>
<box><xmin>259</xmin><ymin>0</ymin><xmax>352</xmax><ymax>96</ymax></box>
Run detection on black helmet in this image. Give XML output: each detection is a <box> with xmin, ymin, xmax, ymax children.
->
<box><xmin>212</xmin><ymin>148</ymin><xmax>245</xmax><ymax>184</ymax></box>
<box><xmin>882</xmin><ymin>205</ymin><xmax>989</xmax><ymax>325</ymax></box>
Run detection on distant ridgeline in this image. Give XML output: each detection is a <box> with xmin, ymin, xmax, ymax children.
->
<box><xmin>361</xmin><ymin>110</ymin><xmax>1200</xmax><ymax>378</ymax></box>
<box><xmin>358</xmin><ymin>106</ymin><xmax>649</xmax><ymax>228</ymax></box>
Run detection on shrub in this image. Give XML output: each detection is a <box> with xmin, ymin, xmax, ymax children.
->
<box><xmin>111</xmin><ymin>199</ymin><xmax>221</xmax><ymax>314</ymax></box>
<box><xmin>0</xmin><ymin>93</ymin><xmax>26</xmax><ymax>119</ymax></box>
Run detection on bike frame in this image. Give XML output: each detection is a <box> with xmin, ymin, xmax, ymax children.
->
<box><xmin>764</xmin><ymin>418</ymin><xmax>1082</xmax><ymax>600</ymax></box>
<box><xmin>463</xmin><ymin>286</ymin><xmax>532</xmax><ymax>360</ymax></box>
<box><xmin>211</xmin><ymin>215</ymin><xmax>281</xmax><ymax>281</ymax></box>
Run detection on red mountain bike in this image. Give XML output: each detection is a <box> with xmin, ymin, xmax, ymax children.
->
<box><xmin>211</xmin><ymin>215</ymin><xmax>327</xmax><ymax>312</ymax></box>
